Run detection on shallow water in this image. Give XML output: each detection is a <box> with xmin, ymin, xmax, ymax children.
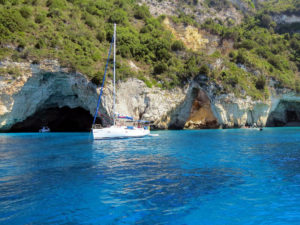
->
<box><xmin>0</xmin><ymin>128</ymin><xmax>300</xmax><ymax>224</ymax></box>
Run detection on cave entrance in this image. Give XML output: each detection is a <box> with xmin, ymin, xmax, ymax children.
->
<box><xmin>285</xmin><ymin>110</ymin><xmax>300</xmax><ymax>126</ymax></box>
<box><xmin>286</xmin><ymin>110</ymin><xmax>298</xmax><ymax>122</ymax></box>
<box><xmin>266</xmin><ymin>100</ymin><xmax>300</xmax><ymax>127</ymax></box>
<box><xmin>10</xmin><ymin>106</ymin><xmax>101</xmax><ymax>132</ymax></box>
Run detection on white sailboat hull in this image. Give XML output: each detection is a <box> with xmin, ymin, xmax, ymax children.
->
<box><xmin>92</xmin><ymin>24</ymin><xmax>151</xmax><ymax>140</ymax></box>
<box><xmin>92</xmin><ymin>126</ymin><xmax>150</xmax><ymax>139</ymax></box>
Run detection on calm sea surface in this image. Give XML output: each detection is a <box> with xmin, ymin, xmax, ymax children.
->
<box><xmin>0</xmin><ymin>128</ymin><xmax>300</xmax><ymax>224</ymax></box>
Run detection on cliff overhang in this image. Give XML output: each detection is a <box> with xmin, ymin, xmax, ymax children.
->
<box><xmin>267</xmin><ymin>99</ymin><xmax>300</xmax><ymax>127</ymax></box>
<box><xmin>0</xmin><ymin>60</ymin><xmax>300</xmax><ymax>132</ymax></box>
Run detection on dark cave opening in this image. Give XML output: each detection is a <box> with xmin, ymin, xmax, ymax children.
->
<box><xmin>286</xmin><ymin>110</ymin><xmax>298</xmax><ymax>122</ymax></box>
<box><xmin>266</xmin><ymin>100</ymin><xmax>300</xmax><ymax>127</ymax></box>
<box><xmin>285</xmin><ymin>110</ymin><xmax>300</xmax><ymax>127</ymax></box>
<box><xmin>10</xmin><ymin>106</ymin><xmax>102</xmax><ymax>132</ymax></box>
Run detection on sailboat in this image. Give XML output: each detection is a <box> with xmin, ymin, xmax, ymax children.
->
<box><xmin>92</xmin><ymin>24</ymin><xmax>150</xmax><ymax>139</ymax></box>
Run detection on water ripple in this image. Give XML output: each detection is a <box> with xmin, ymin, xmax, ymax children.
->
<box><xmin>0</xmin><ymin>129</ymin><xmax>300</xmax><ymax>224</ymax></box>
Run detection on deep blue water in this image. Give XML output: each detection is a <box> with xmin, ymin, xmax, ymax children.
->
<box><xmin>1</xmin><ymin>128</ymin><xmax>300</xmax><ymax>224</ymax></box>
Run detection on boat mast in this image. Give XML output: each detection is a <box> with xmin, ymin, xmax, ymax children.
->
<box><xmin>113</xmin><ymin>23</ymin><xmax>116</xmax><ymax>126</ymax></box>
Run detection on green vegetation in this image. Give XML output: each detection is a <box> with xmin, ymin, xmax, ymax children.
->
<box><xmin>171</xmin><ymin>40</ymin><xmax>185</xmax><ymax>51</ymax></box>
<box><xmin>0</xmin><ymin>66</ymin><xmax>22</xmax><ymax>78</ymax></box>
<box><xmin>0</xmin><ymin>0</ymin><xmax>182</xmax><ymax>88</ymax></box>
<box><xmin>200</xmin><ymin>12</ymin><xmax>300</xmax><ymax>98</ymax></box>
<box><xmin>257</xmin><ymin>0</ymin><xmax>299</xmax><ymax>14</ymax></box>
<box><xmin>0</xmin><ymin>0</ymin><xmax>299</xmax><ymax>100</ymax></box>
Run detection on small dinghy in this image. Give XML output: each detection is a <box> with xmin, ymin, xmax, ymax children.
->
<box><xmin>39</xmin><ymin>126</ymin><xmax>50</xmax><ymax>133</ymax></box>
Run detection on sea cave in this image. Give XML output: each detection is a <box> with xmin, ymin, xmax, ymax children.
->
<box><xmin>9</xmin><ymin>106</ymin><xmax>101</xmax><ymax>132</ymax></box>
<box><xmin>267</xmin><ymin>100</ymin><xmax>300</xmax><ymax>127</ymax></box>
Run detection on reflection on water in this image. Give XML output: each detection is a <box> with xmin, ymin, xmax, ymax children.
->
<box><xmin>92</xmin><ymin>137</ymin><xmax>246</xmax><ymax>223</ymax></box>
<box><xmin>0</xmin><ymin>129</ymin><xmax>300</xmax><ymax>224</ymax></box>
<box><xmin>102</xmin><ymin>156</ymin><xmax>244</xmax><ymax>215</ymax></box>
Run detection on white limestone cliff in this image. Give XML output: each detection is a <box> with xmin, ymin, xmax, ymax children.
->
<box><xmin>0</xmin><ymin>60</ymin><xmax>299</xmax><ymax>131</ymax></box>
<box><xmin>212</xmin><ymin>94</ymin><xmax>271</xmax><ymax>128</ymax></box>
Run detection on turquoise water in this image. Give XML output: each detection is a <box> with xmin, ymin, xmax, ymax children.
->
<box><xmin>0</xmin><ymin>128</ymin><xmax>300</xmax><ymax>224</ymax></box>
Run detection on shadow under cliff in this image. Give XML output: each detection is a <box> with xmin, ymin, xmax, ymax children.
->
<box><xmin>3</xmin><ymin>68</ymin><xmax>107</xmax><ymax>132</ymax></box>
<box><xmin>9</xmin><ymin>106</ymin><xmax>102</xmax><ymax>132</ymax></box>
<box><xmin>267</xmin><ymin>100</ymin><xmax>300</xmax><ymax>127</ymax></box>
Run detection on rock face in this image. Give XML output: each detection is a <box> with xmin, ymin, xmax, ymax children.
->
<box><xmin>273</xmin><ymin>14</ymin><xmax>300</xmax><ymax>25</ymax></box>
<box><xmin>170</xmin><ymin>79</ymin><xmax>272</xmax><ymax>129</ymax></box>
<box><xmin>184</xmin><ymin>88</ymin><xmax>219</xmax><ymax>129</ymax></box>
<box><xmin>0</xmin><ymin>60</ymin><xmax>100</xmax><ymax>131</ymax></box>
<box><xmin>212</xmin><ymin>94</ymin><xmax>271</xmax><ymax>128</ymax></box>
<box><xmin>140</xmin><ymin>0</ymin><xmax>243</xmax><ymax>25</ymax></box>
<box><xmin>0</xmin><ymin>60</ymin><xmax>300</xmax><ymax>131</ymax></box>
<box><xmin>273</xmin><ymin>13</ymin><xmax>300</xmax><ymax>32</ymax></box>
<box><xmin>0</xmin><ymin>60</ymin><xmax>187</xmax><ymax>131</ymax></box>
<box><xmin>101</xmin><ymin>78</ymin><xmax>186</xmax><ymax>129</ymax></box>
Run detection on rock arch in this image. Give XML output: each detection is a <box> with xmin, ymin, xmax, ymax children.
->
<box><xmin>0</xmin><ymin>65</ymin><xmax>108</xmax><ymax>132</ymax></box>
<box><xmin>267</xmin><ymin>100</ymin><xmax>300</xmax><ymax>127</ymax></box>
<box><xmin>168</xmin><ymin>85</ymin><xmax>219</xmax><ymax>129</ymax></box>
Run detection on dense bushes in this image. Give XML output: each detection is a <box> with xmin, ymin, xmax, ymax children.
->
<box><xmin>0</xmin><ymin>9</ymin><xmax>26</xmax><ymax>33</ymax></box>
<box><xmin>109</xmin><ymin>9</ymin><xmax>128</xmax><ymax>24</ymax></box>
<box><xmin>20</xmin><ymin>6</ymin><xmax>32</xmax><ymax>18</ymax></box>
<box><xmin>0</xmin><ymin>0</ymin><xmax>299</xmax><ymax>96</ymax></box>
<box><xmin>35</xmin><ymin>13</ymin><xmax>46</xmax><ymax>23</ymax></box>
<box><xmin>85</xmin><ymin>14</ymin><xmax>97</xmax><ymax>28</ymax></box>
<box><xmin>46</xmin><ymin>0</ymin><xmax>66</xmax><ymax>9</ymax></box>
<box><xmin>154</xmin><ymin>63</ymin><xmax>168</xmax><ymax>74</ymax></box>
<box><xmin>96</xmin><ymin>30</ymin><xmax>106</xmax><ymax>42</ymax></box>
<box><xmin>201</xmin><ymin>11</ymin><xmax>300</xmax><ymax>93</ymax></box>
<box><xmin>134</xmin><ymin>5</ymin><xmax>150</xmax><ymax>20</ymax></box>
<box><xmin>0</xmin><ymin>0</ymin><xmax>171</xmax><ymax>82</ymax></box>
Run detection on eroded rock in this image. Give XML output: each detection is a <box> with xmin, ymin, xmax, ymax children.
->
<box><xmin>0</xmin><ymin>60</ymin><xmax>300</xmax><ymax>131</ymax></box>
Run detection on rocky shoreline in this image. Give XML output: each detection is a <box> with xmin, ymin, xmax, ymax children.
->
<box><xmin>0</xmin><ymin>60</ymin><xmax>299</xmax><ymax>131</ymax></box>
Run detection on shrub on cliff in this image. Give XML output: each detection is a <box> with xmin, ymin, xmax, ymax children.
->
<box><xmin>0</xmin><ymin>9</ymin><xmax>26</xmax><ymax>33</ymax></box>
<box><xmin>20</xmin><ymin>6</ymin><xmax>32</xmax><ymax>19</ymax></box>
<box><xmin>46</xmin><ymin>0</ymin><xmax>66</xmax><ymax>9</ymax></box>
<box><xmin>85</xmin><ymin>14</ymin><xmax>97</xmax><ymax>28</ymax></box>
<box><xmin>35</xmin><ymin>13</ymin><xmax>46</xmax><ymax>23</ymax></box>
<box><xmin>96</xmin><ymin>30</ymin><xmax>106</xmax><ymax>42</ymax></box>
<box><xmin>134</xmin><ymin>5</ymin><xmax>150</xmax><ymax>20</ymax></box>
<box><xmin>109</xmin><ymin>9</ymin><xmax>128</xmax><ymax>25</ymax></box>
<box><xmin>259</xmin><ymin>14</ymin><xmax>274</xmax><ymax>29</ymax></box>
<box><xmin>199</xmin><ymin>64</ymin><xmax>210</xmax><ymax>75</ymax></box>
<box><xmin>154</xmin><ymin>63</ymin><xmax>168</xmax><ymax>74</ymax></box>
<box><xmin>237</xmin><ymin>40</ymin><xmax>258</xmax><ymax>50</ymax></box>
<box><xmin>268</xmin><ymin>55</ymin><xmax>283</xmax><ymax>70</ymax></box>
<box><xmin>184</xmin><ymin>55</ymin><xmax>200</xmax><ymax>77</ymax></box>
<box><xmin>236</xmin><ymin>50</ymin><xmax>247</xmax><ymax>64</ymax></box>
<box><xmin>171</xmin><ymin>40</ymin><xmax>185</xmax><ymax>51</ymax></box>
<box><xmin>255</xmin><ymin>75</ymin><xmax>266</xmax><ymax>90</ymax></box>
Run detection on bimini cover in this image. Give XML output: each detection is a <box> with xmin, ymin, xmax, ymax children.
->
<box><xmin>117</xmin><ymin>114</ymin><xmax>133</xmax><ymax>120</ymax></box>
